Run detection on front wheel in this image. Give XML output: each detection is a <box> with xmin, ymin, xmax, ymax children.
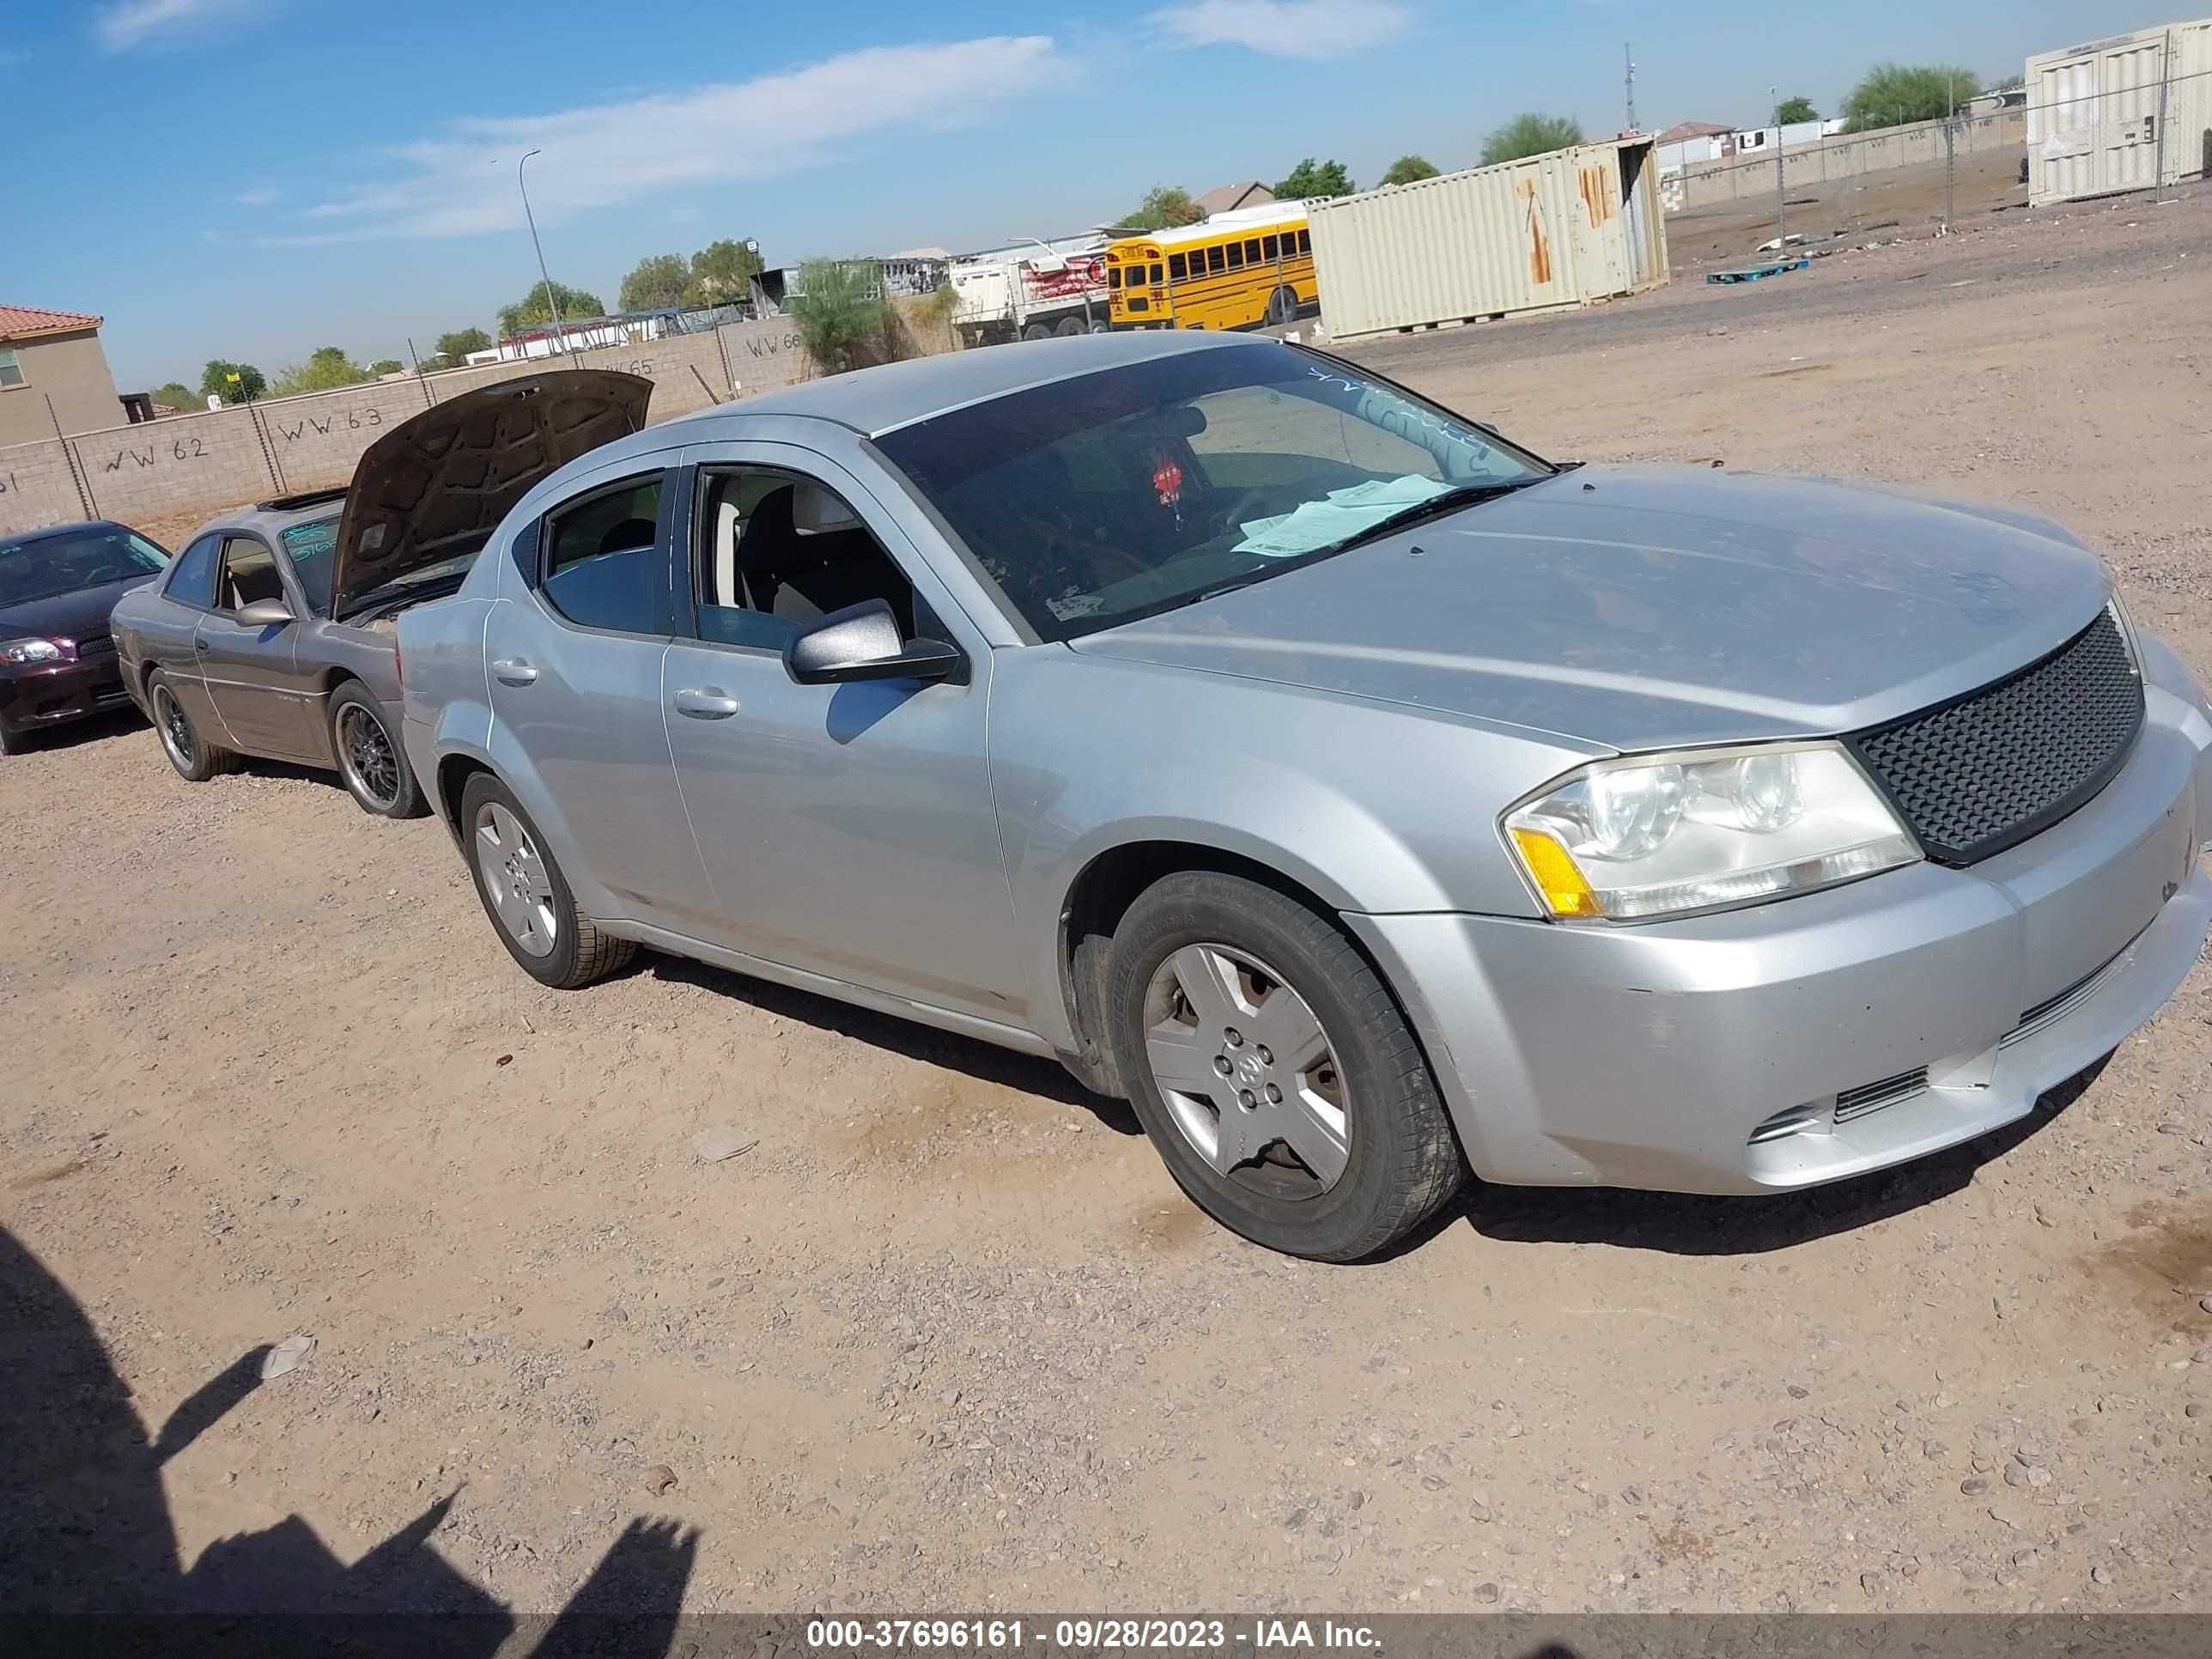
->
<box><xmin>329</xmin><ymin>682</ymin><xmax>427</xmax><ymax>818</ymax></box>
<box><xmin>459</xmin><ymin>772</ymin><xmax>635</xmax><ymax>988</ymax></box>
<box><xmin>148</xmin><ymin>671</ymin><xmax>242</xmax><ymax>783</ymax></box>
<box><xmin>1107</xmin><ymin>872</ymin><xmax>1463</xmax><ymax>1261</ymax></box>
<box><xmin>1267</xmin><ymin>286</ymin><xmax>1298</xmax><ymax>325</ymax></box>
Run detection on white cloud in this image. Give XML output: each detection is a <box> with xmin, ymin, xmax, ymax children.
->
<box><xmin>97</xmin><ymin>0</ymin><xmax>259</xmax><ymax>52</ymax></box>
<box><xmin>1147</xmin><ymin>0</ymin><xmax>1411</xmax><ymax>58</ymax></box>
<box><xmin>292</xmin><ymin>36</ymin><xmax>1065</xmax><ymax>242</ymax></box>
<box><xmin>233</xmin><ymin>185</ymin><xmax>281</xmax><ymax>208</ymax></box>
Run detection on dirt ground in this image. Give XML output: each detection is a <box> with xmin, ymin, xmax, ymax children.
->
<box><xmin>5</xmin><ymin>184</ymin><xmax>2211</xmax><ymax>1624</ymax></box>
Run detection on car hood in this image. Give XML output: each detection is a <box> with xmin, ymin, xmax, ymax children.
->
<box><xmin>1068</xmin><ymin>465</ymin><xmax>2113</xmax><ymax>752</ymax></box>
<box><xmin>0</xmin><ymin>574</ymin><xmax>160</xmax><ymax>646</ymax></box>
<box><xmin>329</xmin><ymin>368</ymin><xmax>651</xmax><ymax>619</ymax></box>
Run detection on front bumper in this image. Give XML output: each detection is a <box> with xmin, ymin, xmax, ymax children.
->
<box><xmin>1351</xmin><ymin>684</ymin><xmax>2212</xmax><ymax>1194</ymax></box>
<box><xmin>0</xmin><ymin>655</ymin><xmax>135</xmax><ymax>738</ymax></box>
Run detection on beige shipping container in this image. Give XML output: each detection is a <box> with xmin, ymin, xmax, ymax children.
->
<box><xmin>1307</xmin><ymin>138</ymin><xmax>1668</xmax><ymax>342</ymax></box>
<box><xmin>2027</xmin><ymin>18</ymin><xmax>2212</xmax><ymax>206</ymax></box>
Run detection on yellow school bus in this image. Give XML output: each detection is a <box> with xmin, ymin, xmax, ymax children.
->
<box><xmin>1104</xmin><ymin>202</ymin><xmax>1316</xmax><ymax>331</ymax></box>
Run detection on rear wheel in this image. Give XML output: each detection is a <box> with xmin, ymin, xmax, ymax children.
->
<box><xmin>459</xmin><ymin>772</ymin><xmax>635</xmax><ymax>988</ymax></box>
<box><xmin>1021</xmin><ymin>322</ymin><xmax>1054</xmax><ymax>343</ymax></box>
<box><xmin>1054</xmin><ymin>316</ymin><xmax>1087</xmax><ymax>338</ymax></box>
<box><xmin>329</xmin><ymin>682</ymin><xmax>427</xmax><ymax>819</ymax></box>
<box><xmin>149</xmin><ymin>671</ymin><xmax>242</xmax><ymax>783</ymax></box>
<box><xmin>1267</xmin><ymin>285</ymin><xmax>1298</xmax><ymax>325</ymax></box>
<box><xmin>1107</xmin><ymin>872</ymin><xmax>1463</xmax><ymax>1261</ymax></box>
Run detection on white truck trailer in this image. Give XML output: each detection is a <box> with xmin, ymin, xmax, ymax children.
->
<box><xmin>949</xmin><ymin>245</ymin><xmax>1110</xmax><ymax>346</ymax></box>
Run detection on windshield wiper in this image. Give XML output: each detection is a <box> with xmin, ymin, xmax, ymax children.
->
<box><xmin>1326</xmin><ymin>477</ymin><xmax>1547</xmax><ymax>555</ymax></box>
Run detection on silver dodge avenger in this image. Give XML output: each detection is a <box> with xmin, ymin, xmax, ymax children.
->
<box><xmin>398</xmin><ymin>333</ymin><xmax>2212</xmax><ymax>1261</ymax></box>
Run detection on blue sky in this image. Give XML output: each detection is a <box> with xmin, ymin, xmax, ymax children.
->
<box><xmin>6</xmin><ymin>0</ymin><xmax>2165</xmax><ymax>388</ymax></box>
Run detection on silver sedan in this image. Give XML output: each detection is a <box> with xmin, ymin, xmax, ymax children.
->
<box><xmin>398</xmin><ymin>332</ymin><xmax>2212</xmax><ymax>1260</ymax></box>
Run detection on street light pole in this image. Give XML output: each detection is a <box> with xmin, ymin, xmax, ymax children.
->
<box><xmin>517</xmin><ymin>149</ymin><xmax>574</xmax><ymax>364</ymax></box>
<box><xmin>1011</xmin><ymin>234</ymin><xmax>1094</xmax><ymax>332</ymax></box>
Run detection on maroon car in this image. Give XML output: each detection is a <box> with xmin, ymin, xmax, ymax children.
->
<box><xmin>0</xmin><ymin>520</ymin><xmax>169</xmax><ymax>754</ymax></box>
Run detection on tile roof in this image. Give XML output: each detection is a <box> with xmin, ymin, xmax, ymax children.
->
<box><xmin>0</xmin><ymin>304</ymin><xmax>104</xmax><ymax>343</ymax></box>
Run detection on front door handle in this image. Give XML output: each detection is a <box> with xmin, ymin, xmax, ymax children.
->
<box><xmin>490</xmin><ymin>658</ymin><xmax>538</xmax><ymax>686</ymax></box>
<box><xmin>672</xmin><ymin>687</ymin><xmax>740</xmax><ymax>719</ymax></box>
<box><xmin>195</xmin><ymin>637</ymin><xmax>210</xmax><ymax>653</ymax></box>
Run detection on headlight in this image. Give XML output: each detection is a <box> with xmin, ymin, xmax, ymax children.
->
<box><xmin>2</xmin><ymin>637</ymin><xmax>70</xmax><ymax>665</ymax></box>
<box><xmin>1504</xmin><ymin>742</ymin><xmax>1920</xmax><ymax>921</ymax></box>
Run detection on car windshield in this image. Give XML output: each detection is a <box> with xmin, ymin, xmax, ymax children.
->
<box><xmin>279</xmin><ymin>515</ymin><xmax>341</xmax><ymax>616</ymax></box>
<box><xmin>0</xmin><ymin>527</ymin><xmax>167</xmax><ymax>608</ymax></box>
<box><xmin>872</xmin><ymin>342</ymin><xmax>1551</xmax><ymax>641</ymax></box>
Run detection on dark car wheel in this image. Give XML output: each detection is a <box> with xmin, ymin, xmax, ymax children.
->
<box><xmin>1107</xmin><ymin>872</ymin><xmax>1464</xmax><ymax>1261</ymax></box>
<box><xmin>459</xmin><ymin>772</ymin><xmax>635</xmax><ymax>989</ymax></box>
<box><xmin>329</xmin><ymin>682</ymin><xmax>427</xmax><ymax>819</ymax></box>
<box><xmin>148</xmin><ymin>672</ymin><xmax>243</xmax><ymax>783</ymax></box>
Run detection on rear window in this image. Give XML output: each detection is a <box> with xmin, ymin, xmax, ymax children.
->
<box><xmin>278</xmin><ymin>515</ymin><xmax>340</xmax><ymax>616</ymax></box>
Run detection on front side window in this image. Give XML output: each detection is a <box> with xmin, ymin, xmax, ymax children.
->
<box><xmin>542</xmin><ymin>474</ymin><xmax>665</xmax><ymax>634</ymax></box>
<box><xmin>690</xmin><ymin>467</ymin><xmax>916</xmax><ymax>650</ymax></box>
<box><xmin>278</xmin><ymin>515</ymin><xmax>340</xmax><ymax>616</ymax></box>
<box><xmin>166</xmin><ymin>534</ymin><xmax>222</xmax><ymax>608</ymax></box>
<box><xmin>218</xmin><ymin>536</ymin><xmax>283</xmax><ymax>611</ymax></box>
<box><xmin>1107</xmin><ymin>264</ymin><xmax>1123</xmax><ymax>290</ymax></box>
<box><xmin>875</xmin><ymin>342</ymin><xmax>1550</xmax><ymax>642</ymax></box>
<box><xmin>0</xmin><ymin>526</ymin><xmax>166</xmax><ymax>607</ymax></box>
<box><xmin>0</xmin><ymin>348</ymin><xmax>23</xmax><ymax>389</ymax></box>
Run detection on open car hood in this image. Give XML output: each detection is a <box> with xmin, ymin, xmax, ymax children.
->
<box><xmin>328</xmin><ymin>369</ymin><xmax>651</xmax><ymax>618</ymax></box>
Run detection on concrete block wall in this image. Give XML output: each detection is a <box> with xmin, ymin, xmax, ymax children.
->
<box><xmin>0</xmin><ymin>316</ymin><xmax>866</xmax><ymax>538</ymax></box>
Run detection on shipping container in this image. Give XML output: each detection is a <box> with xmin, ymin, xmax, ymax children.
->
<box><xmin>1306</xmin><ymin>138</ymin><xmax>1668</xmax><ymax>342</ymax></box>
<box><xmin>2027</xmin><ymin>18</ymin><xmax>2212</xmax><ymax>206</ymax></box>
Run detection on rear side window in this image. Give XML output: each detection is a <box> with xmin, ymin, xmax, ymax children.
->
<box><xmin>1226</xmin><ymin>242</ymin><xmax>1244</xmax><ymax>270</ymax></box>
<box><xmin>1168</xmin><ymin>252</ymin><xmax>1188</xmax><ymax>282</ymax></box>
<box><xmin>541</xmin><ymin>474</ymin><xmax>664</xmax><ymax>635</ymax></box>
<box><xmin>1207</xmin><ymin>246</ymin><xmax>1225</xmax><ymax>273</ymax></box>
<box><xmin>165</xmin><ymin>534</ymin><xmax>222</xmax><ymax>609</ymax></box>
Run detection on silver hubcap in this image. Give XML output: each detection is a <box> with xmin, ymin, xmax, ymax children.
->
<box><xmin>1143</xmin><ymin>943</ymin><xmax>1349</xmax><ymax>1191</ymax></box>
<box><xmin>154</xmin><ymin>685</ymin><xmax>195</xmax><ymax>771</ymax></box>
<box><xmin>337</xmin><ymin>705</ymin><xmax>399</xmax><ymax>809</ymax></box>
<box><xmin>474</xmin><ymin>802</ymin><xmax>557</xmax><ymax>957</ymax></box>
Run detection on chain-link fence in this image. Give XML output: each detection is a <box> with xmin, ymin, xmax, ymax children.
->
<box><xmin>1663</xmin><ymin>61</ymin><xmax>2212</xmax><ymax>248</ymax></box>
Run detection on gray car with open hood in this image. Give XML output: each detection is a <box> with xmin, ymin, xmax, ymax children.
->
<box><xmin>111</xmin><ymin>369</ymin><xmax>649</xmax><ymax>816</ymax></box>
<box><xmin>393</xmin><ymin>331</ymin><xmax>2212</xmax><ymax>1261</ymax></box>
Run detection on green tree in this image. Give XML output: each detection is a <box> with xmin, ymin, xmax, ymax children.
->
<box><xmin>1274</xmin><ymin>157</ymin><xmax>1355</xmax><ymax>199</ymax></box>
<box><xmin>1776</xmin><ymin>95</ymin><xmax>1821</xmax><ymax>124</ymax></box>
<box><xmin>618</xmin><ymin>252</ymin><xmax>691</xmax><ymax>312</ymax></box>
<box><xmin>151</xmin><ymin>380</ymin><xmax>196</xmax><ymax>410</ymax></box>
<box><xmin>1480</xmin><ymin>113</ymin><xmax>1585</xmax><ymax>165</ymax></box>
<box><xmin>1987</xmin><ymin>71</ymin><xmax>2024</xmax><ymax>91</ymax></box>
<box><xmin>685</xmin><ymin>237</ymin><xmax>763</xmax><ymax>307</ymax></box>
<box><xmin>368</xmin><ymin>358</ymin><xmax>403</xmax><ymax>375</ymax></box>
<box><xmin>1839</xmin><ymin>62</ymin><xmax>1979</xmax><ymax>131</ymax></box>
<box><xmin>434</xmin><ymin>326</ymin><xmax>494</xmax><ymax>364</ymax></box>
<box><xmin>1124</xmin><ymin>185</ymin><xmax>1204</xmax><ymax>231</ymax></box>
<box><xmin>199</xmin><ymin>360</ymin><xmax>267</xmax><ymax>404</ymax></box>
<box><xmin>270</xmin><ymin>345</ymin><xmax>372</xmax><ymax>397</ymax></box>
<box><xmin>789</xmin><ymin>259</ymin><xmax>900</xmax><ymax>377</ymax></box>
<box><xmin>496</xmin><ymin>282</ymin><xmax>605</xmax><ymax>335</ymax></box>
<box><xmin>1378</xmin><ymin>154</ymin><xmax>1440</xmax><ymax>186</ymax></box>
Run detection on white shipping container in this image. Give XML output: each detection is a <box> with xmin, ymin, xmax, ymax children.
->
<box><xmin>1306</xmin><ymin>138</ymin><xmax>1668</xmax><ymax>342</ymax></box>
<box><xmin>2027</xmin><ymin>17</ymin><xmax>2212</xmax><ymax>206</ymax></box>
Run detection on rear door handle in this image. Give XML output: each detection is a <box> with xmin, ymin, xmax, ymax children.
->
<box><xmin>672</xmin><ymin>687</ymin><xmax>740</xmax><ymax>719</ymax></box>
<box><xmin>490</xmin><ymin>658</ymin><xmax>538</xmax><ymax>686</ymax></box>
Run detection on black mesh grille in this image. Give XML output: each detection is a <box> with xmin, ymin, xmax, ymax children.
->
<box><xmin>1849</xmin><ymin>609</ymin><xmax>2142</xmax><ymax>866</ymax></box>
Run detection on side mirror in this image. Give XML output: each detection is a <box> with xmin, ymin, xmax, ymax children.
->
<box><xmin>235</xmin><ymin>598</ymin><xmax>294</xmax><ymax>628</ymax></box>
<box><xmin>783</xmin><ymin>599</ymin><xmax>964</xmax><ymax>686</ymax></box>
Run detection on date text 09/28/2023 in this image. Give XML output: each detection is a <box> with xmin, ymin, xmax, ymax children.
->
<box><xmin>805</xmin><ymin>1618</ymin><xmax>1381</xmax><ymax>1652</ymax></box>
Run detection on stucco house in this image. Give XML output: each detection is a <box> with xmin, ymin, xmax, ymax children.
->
<box><xmin>0</xmin><ymin>305</ymin><xmax>124</xmax><ymax>448</ymax></box>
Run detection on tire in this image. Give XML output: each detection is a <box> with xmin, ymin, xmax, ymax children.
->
<box><xmin>459</xmin><ymin>771</ymin><xmax>635</xmax><ymax>989</ymax></box>
<box><xmin>1107</xmin><ymin>872</ymin><xmax>1462</xmax><ymax>1261</ymax></box>
<box><xmin>328</xmin><ymin>681</ymin><xmax>428</xmax><ymax>818</ymax></box>
<box><xmin>1022</xmin><ymin>322</ymin><xmax>1054</xmax><ymax>343</ymax></box>
<box><xmin>1054</xmin><ymin>316</ymin><xmax>1087</xmax><ymax>338</ymax></box>
<box><xmin>148</xmin><ymin>671</ymin><xmax>244</xmax><ymax>783</ymax></box>
<box><xmin>1267</xmin><ymin>286</ymin><xmax>1297</xmax><ymax>325</ymax></box>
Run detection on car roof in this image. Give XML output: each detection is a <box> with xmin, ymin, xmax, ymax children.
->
<box><xmin>187</xmin><ymin>499</ymin><xmax>346</xmax><ymax>544</ymax></box>
<box><xmin>0</xmin><ymin>519</ymin><xmax>133</xmax><ymax>550</ymax></box>
<box><xmin>665</xmin><ymin>328</ymin><xmax>1263</xmax><ymax>441</ymax></box>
